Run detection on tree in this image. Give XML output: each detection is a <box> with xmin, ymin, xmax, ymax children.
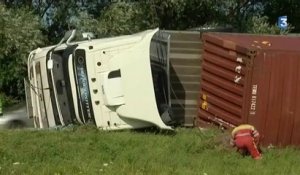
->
<box><xmin>216</xmin><ymin>0</ymin><xmax>265</xmax><ymax>32</ymax></box>
<box><xmin>97</xmin><ymin>1</ymin><xmax>158</xmax><ymax>36</ymax></box>
<box><xmin>0</xmin><ymin>4</ymin><xmax>45</xmax><ymax>98</ymax></box>
<box><xmin>73</xmin><ymin>1</ymin><xmax>159</xmax><ymax>37</ymax></box>
<box><xmin>246</xmin><ymin>15</ymin><xmax>293</xmax><ymax>34</ymax></box>
<box><xmin>139</xmin><ymin>0</ymin><xmax>224</xmax><ymax>30</ymax></box>
<box><xmin>74</xmin><ymin>0</ymin><xmax>228</xmax><ymax>37</ymax></box>
<box><xmin>0</xmin><ymin>0</ymin><xmax>297</xmax><ymax>102</ymax></box>
<box><xmin>2</xmin><ymin>0</ymin><xmax>112</xmax><ymax>43</ymax></box>
<box><xmin>263</xmin><ymin>0</ymin><xmax>300</xmax><ymax>32</ymax></box>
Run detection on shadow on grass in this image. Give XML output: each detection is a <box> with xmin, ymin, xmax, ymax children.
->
<box><xmin>40</xmin><ymin>123</ymin><xmax>179</xmax><ymax>137</ymax></box>
<box><xmin>131</xmin><ymin>126</ymin><xmax>177</xmax><ymax>136</ymax></box>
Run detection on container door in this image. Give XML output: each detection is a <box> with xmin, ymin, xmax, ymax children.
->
<box><xmin>248</xmin><ymin>52</ymin><xmax>300</xmax><ymax>146</ymax></box>
<box><xmin>199</xmin><ymin>35</ymin><xmax>251</xmax><ymax>127</ymax></box>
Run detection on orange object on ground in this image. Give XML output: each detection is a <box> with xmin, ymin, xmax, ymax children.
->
<box><xmin>231</xmin><ymin>124</ymin><xmax>262</xmax><ymax>160</ymax></box>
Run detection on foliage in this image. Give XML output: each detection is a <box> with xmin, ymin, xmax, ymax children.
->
<box><xmin>71</xmin><ymin>12</ymin><xmax>101</xmax><ymax>36</ymax></box>
<box><xmin>74</xmin><ymin>0</ymin><xmax>227</xmax><ymax>37</ymax></box>
<box><xmin>36</xmin><ymin>0</ymin><xmax>231</xmax><ymax>38</ymax></box>
<box><xmin>95</xmin><ymin>2</ymin><xmax>156</xmax><ymax>37</ymax></box>
<box><xmin>0</xmin><ymin>0</ymin><xmax>298</xmax><ymax>100</ymax></box>
<box><xmin>0</xmin><ymin>93</ymin><xmax>19</xmax><ymax>107</ymax></box>
<box><xmin>0</xmin><ymin>127</ymin><xmax>299</xmax><ymax>174</ymax></box>
<box><xmin>246</xmin><ymin>16</ymin><xmax>294</xmax><ymax>35</ymax></box>
<box><xmin>0</xmin><ymin>4</ymin><xmax>45</xmax><ymax>98</ymax></box>
<box><xmin>4</xmin><ymin>0</ymin><xmax>111</xmax><ymax>43</ymax></box>
<box><xmin>264</xmin><ymin>0</ymin><xmax>300</xmax><ymax>32</ymax></box>
<box><xmin>217</xmin><ymin>0</ymin><xmax>265</xmax><ymax>32</ymax></box>
<box><xmin>72</xmin><ymin>2</ymin><xmax>158</xmax><ymax>37</ymax></box>
<box><xmin>141</xmin><ymin>0</ymin><xmax>224</xmax><ymax>30</ymax></box>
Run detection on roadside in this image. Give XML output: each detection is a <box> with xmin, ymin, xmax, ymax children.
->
<box><xmin>0</xmin><ymin>127</ymin><xmax>299</xmax><ymax>175</ymax></box>
<box><xmin>0</xmin><ymin>102</ymin><xmax>33</xmax><ymax>129</ymax></box>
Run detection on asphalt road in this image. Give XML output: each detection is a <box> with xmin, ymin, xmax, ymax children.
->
<box><xmin>0</xmin><ymin>103</ymin><xmax>33</xmax><ymax>129</ymax></box>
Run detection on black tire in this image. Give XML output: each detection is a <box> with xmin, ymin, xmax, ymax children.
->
<box><xmin>8</xmin><ymin>120</ymin><xmax>25</xmax><ymax>129</ymax></box>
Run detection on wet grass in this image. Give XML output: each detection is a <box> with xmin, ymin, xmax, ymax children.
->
<box><xmin>0</xmin><ymin>126</ymin><xmax>299</xmax><ymax>175</ymax></box>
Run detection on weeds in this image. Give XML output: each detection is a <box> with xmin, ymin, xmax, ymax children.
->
<box><xmin>0</xmin><ymin>127</ymin><xmax>299</xmax><ymax>175</ymax></box>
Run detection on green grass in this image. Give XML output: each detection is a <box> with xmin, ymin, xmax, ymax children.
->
<box><xmin>0</xmin><ymin>126</ymin><xmax>299</xmax><ymax>175</ymax></box>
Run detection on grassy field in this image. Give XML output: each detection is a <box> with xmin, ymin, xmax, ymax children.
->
<box><xmin>0</xmin><ymin>126</ymin><xmax>299</xmax><ymax>175</ymax></box>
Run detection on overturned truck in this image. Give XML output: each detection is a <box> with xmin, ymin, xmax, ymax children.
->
<box><xmin>25</xmin><ymin>29</ymin><xmax>178</xmax><ymax>130</ymax></box>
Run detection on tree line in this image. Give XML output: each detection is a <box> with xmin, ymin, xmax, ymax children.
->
<box><xmin>0</xmin><ymin>0</ymin><xmax>299</xmax><ymax>104</ymax></box>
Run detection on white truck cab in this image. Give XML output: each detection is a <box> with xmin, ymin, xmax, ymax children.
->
<box><xmin>25</xmin><ymin>28</ymin><xmax>176</xmax><ymax>130</ymax></box>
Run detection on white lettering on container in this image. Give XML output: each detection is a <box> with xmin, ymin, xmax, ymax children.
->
<box><xmin>235</xmin><ymin>65</ymin><xmax>242</xmax><ymax>74</ymax></box>
<box><xmin>236</xmin><ymin>57</ymin><xmax>243</xmax><ymax>63</ymax></box>
<box><xmin>234</xmin><ymin>76</ymin><xmax>242</xmax><ymax>84</ymax></box>
<box><xmin>250</xmin><ymin>84</ymin><xmax>258</xmax><ymax>115</ymax></box>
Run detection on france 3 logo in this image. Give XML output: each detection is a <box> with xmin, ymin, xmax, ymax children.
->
<box><xmin>278</xmin><ymin>16</ymin><xmax>288</xmax><ymax>30</ymax></box>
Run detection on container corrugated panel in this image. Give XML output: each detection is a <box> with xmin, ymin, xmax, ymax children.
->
<box><xmin>164</xmin><ymin>30</ymin><xmax>202</xmax><ymax>126</ymax></box>
<box><xmin>198</xmin><ymin>32</ymin><xmax>300</xmax><ymax>147</ymax></box>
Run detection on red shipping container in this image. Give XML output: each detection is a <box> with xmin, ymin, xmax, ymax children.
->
<box><xmin>198</xmin><ymin>33</ymin><xmax>300</xmax><ymax>147</ymax></box>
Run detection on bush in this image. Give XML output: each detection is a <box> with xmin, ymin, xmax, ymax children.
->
<box><xmin>0</xmin><ymin>4</ymin><xmax>45</xmax><ymax>99</ymax></box>
<box><xmin>74</xmin><ymin>2</ymin><xmax>158</xmax><ymax>38</ymax></box>
<box><xmin>0</xmin><ymin>93</ymin><xmax>19</xmax><ymax>107</ymax></box>
<box><xmin>246</xmin><ymin>16</ymin><xmax>294</xmax><ymax>35</ymax></box>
